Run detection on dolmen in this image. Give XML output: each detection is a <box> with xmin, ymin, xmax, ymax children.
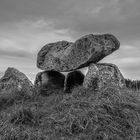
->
<box><xmin>35</xmin><ymin>33</ymin><xmax>126</xmax><ymax>93</ymax></box>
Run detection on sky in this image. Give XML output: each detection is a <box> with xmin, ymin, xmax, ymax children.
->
<box><xmin>0</xmin><ymin>0</ymin><xmax>140</xmax><ymax>81</ymax></box>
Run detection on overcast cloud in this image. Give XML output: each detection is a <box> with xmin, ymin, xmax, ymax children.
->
<box><xmin>0</xmin><ymin>0</ymin><xmax>140</xmax><ymax>80</ymax></box>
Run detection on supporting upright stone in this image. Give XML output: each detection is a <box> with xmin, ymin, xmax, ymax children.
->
<box><xmin>34</xmin><ymin>70</ymin><xmax>65</xmax><ymax>95</ymax></box>
<box><xmin>83</xmin><ymin>63</ymin><xmax>126</xmax><ymax>90</ymax></box>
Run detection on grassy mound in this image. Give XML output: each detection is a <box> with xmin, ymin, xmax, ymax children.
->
<box><xmin>0</xmin><ymin>86</ymin><xmax>140</xmax><ymax>140</ymax></box>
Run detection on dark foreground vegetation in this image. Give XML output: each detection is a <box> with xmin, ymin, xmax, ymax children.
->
<box><xmin>0</xmin><ymin>85</ymin><xmax>140</xmax><ymax>140</ymax></box>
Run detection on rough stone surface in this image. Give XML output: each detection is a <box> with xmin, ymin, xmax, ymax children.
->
<box><xmin>83</xmin><ymin>63</ymin><xmax>126</xmax><ymax>89</ymax></box>
<box><xmin>64</xmin><ymin>70</ymin><xmax>84</xmax><ymax>93</ymax></box>
<box><xmin>34</xmin><ymin>70</ymin><xmax>65</xmax><ymax>94</ymax></box>
<box><xmin>0</xmin><ymin>67</ymin><xmax>34</xmax><ymax>96</ymax></box>
<box><xmin>37</xmin><ymin>34</ymin><xmax>120</xmax><ymax>72</ymax></box>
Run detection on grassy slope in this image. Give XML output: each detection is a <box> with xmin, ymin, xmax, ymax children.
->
<box><xmin>0</xmin><ymin>86</ymin><xmax>140</xmax><ymax>140</ymax></box>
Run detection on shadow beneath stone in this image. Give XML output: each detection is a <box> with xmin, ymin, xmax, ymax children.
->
<box><xmin>65</xmin><ymin>70</ymin><xmax>84</xmax><ymax>93</ymax></box>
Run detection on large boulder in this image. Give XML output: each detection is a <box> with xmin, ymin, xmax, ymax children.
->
<box><xmin>83</xmin><ymin>63</ymin><xmax>126</xmax><ymax>89</ymax></box>
<box><xmin>37</xmin><ymin>34</ymin><xmax>120</xmax><ymax>72</ymax></box>
<box><xmin>0</xmin><ymin>67</ymin><xmax>34</xmax><ymax>97</ymax></box>
<box><xmin>34</xmin><ymin>70</ymin><xmax>65</xmax><ymax>95</ymax></box>
<box><xmin>64</xmin><ymin>70</ymin><xmax>85</xmax><ymax>93</ymax></box>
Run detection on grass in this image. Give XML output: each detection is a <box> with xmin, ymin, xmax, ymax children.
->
<box><xmin>0</xmin><ymin>85</ymin><xmax>140</xmax><ymax>140</ymax></box>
